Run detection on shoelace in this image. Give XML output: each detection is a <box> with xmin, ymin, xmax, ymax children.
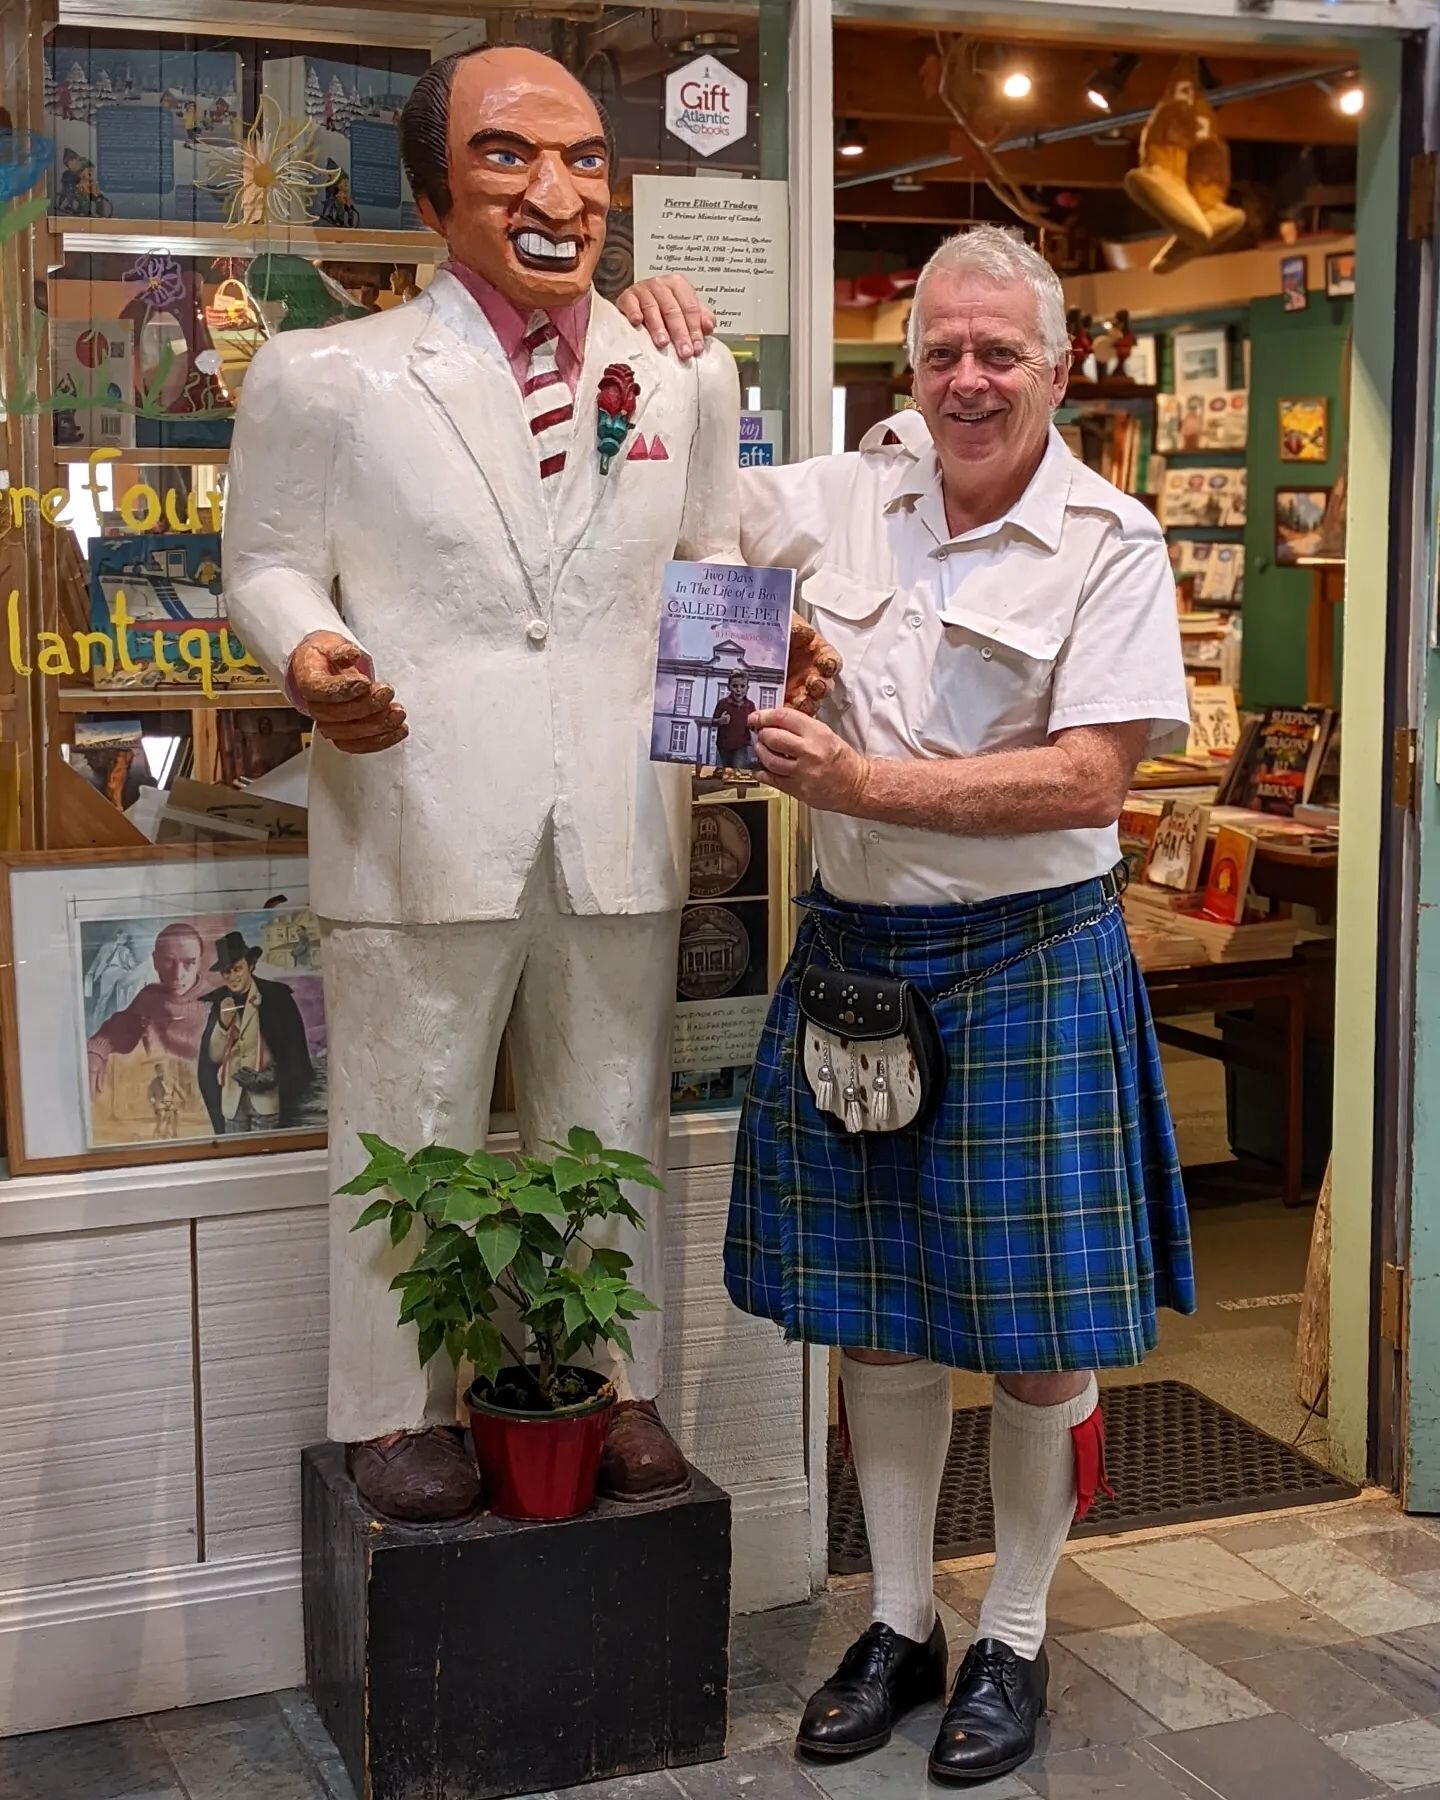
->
<box><xmin>834</xmin><ymin>1623</ymin><xmax>904</xmax><ymax>1684</ymax></box>
<box><xmin>958</xmin><ymin>1642</ymin><xmax>1021</xmax><ymax>1711</ymax></box>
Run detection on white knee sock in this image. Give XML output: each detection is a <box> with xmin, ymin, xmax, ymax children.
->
<box><xmin>841</xmin><ymin>1357</ymin><xmax>952</xmax><ymax>1643</ymax></box>
<box><xmin>976</xmin><ymin>1375</ymin><xmax>1100</xmax><ymax>1660</ymax></box>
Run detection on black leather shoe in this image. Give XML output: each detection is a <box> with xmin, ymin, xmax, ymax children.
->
<box><xmin>928</xmin><ymin>1637</ymin><xmax>1048</xmax><ymax>1783</ymax></box>
<box><xmin>796</xmin><ymin>1618</ymin><xmax>947</xmax><ymax>1758</ymax></box>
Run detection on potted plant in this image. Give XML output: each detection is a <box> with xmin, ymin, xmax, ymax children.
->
<box><xmin>344</xmin><ymin>1126</ymin><xmax>661</xmax><ymax>1522</ymax></box>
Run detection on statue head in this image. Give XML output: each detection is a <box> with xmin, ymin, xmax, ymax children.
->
<box><xmin>400</xmin><ymin>45</ymin><xmax>611</xmax><ymax>310</ymax></box>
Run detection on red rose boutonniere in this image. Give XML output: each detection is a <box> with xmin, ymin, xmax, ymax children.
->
<box><xmin>596</xmin><ymin>362</ymin><xmax>640</xmax><ymax>474</ymax></box>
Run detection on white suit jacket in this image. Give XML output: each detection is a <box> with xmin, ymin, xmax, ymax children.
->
<box><xmin>223</xmin><ymin>271</ymin><xmax>741</xmax><ymax>925</ymax></box>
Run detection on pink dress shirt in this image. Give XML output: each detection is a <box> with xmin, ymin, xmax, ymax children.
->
<box><xmin>443</xmin><ymin>260</ymin><xmax>591</xmax><ymax>397</ymax></box>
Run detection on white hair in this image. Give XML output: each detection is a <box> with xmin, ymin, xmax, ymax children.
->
<box><xmin>906</xmin><ymin>225</ymin><xmax>1069</xmax><ymax>369</ymax></box>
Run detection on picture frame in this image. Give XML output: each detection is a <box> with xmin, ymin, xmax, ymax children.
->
<box><xmin>1275</xmin><ymin>488</ymin><xmax>1331</xmax><ymax>566</ymax></box>
<box><xmin>1281</xmin><ymin>254</ymin><xmax>1309</xmax><ymax>313</ymax></box>
<box><xmin>1325</xmin><ymin>251</ymin><xmax>1356</xmax><ymax>299</ymax></box>
<box><xmin>0</xmin><ymin>845</ymin><xmax>326</xmax><ymax>1175</ymax></box>
<box><xmin>1278</xmin><ymin>396</ymin><xmax>1329</xmax><ymax>463</ymax></box>
<box><xmin>1172</xmin><ymin>326</ymin><xmax>1229</xmax><ymax>396</ymax></box>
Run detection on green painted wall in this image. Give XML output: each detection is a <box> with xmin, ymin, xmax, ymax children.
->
<box><xmin>1240</xmin><ymin>293</ymin><xmax>1353</xmax><ymax>708</ymax></box>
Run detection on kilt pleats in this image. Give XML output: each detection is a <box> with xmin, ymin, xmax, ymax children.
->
<box><xmin>724</xmin><ymin>874</ymin><xmax>1196</xmax><ymax>1373</ymax></box>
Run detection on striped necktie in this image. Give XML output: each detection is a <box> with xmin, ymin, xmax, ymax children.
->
<box><xmin>521</xmin><ymin>310</ymin><xmax>573</xmax><ymax>494</ymax></box>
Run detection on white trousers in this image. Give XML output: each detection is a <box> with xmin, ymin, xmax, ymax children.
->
<box><xmin>322</xmin><ymin>878</ymin><xmax>681</xmax><ymax>1443</ymax></box>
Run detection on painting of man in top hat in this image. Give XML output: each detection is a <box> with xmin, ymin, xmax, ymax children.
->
<box><xmin>197</xmin><ymin>929</ymin><xmax>316</xmax><ymax>1134</ymax></box>
<box><xmin>79</xmin><ymin>904</ymin><xmax>326</xmax><ymax>1149</ymax></box>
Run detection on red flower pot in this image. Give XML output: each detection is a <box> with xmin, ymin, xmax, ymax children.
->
<box><xmin>465</xmin><ymin>1367</ymin><xmax>614</xmax><ymax>1521</ymax></box>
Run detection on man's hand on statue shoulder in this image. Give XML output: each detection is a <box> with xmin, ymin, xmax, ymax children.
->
<box><xmin>786</xmin><ymin>619</ymin><xmax>841</xmax><ymax>716</ymax></box>
<box><xmin>289</xmin><ymin>630</ymin><xmax>408</xmax><ymax>755</ymax></box>
<box><xmin>616</xmin><ymin>275</ymin><xmax>717</xmax><ymax>361</ymax></box>
<box><xmin>753</xmin><ymin>706</ymin><xmax>868</xmax><ymax>814</ymax></box>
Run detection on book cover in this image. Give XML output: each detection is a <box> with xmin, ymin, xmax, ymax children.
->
<box><xmin>1242</xmin><ymin>707</ymin><xmax>1328</xmax><ymax>816</ymax></box>
<box><xmin>1201</xmin><ymin>826</ymin><xmax>1257</xmax><ymax>924</ymax></box>
<box><xmin>1147</xmin><ymin>800</ymin><xmax>1211</xmax><ymax>891</ymax></box>
<box><xmin>1187</xmin><ymin>682</ymin><xmax>1241</xmax><ymax>759</ymax></box>
<box><xmin>51</xmin><ymin>319</ymin><xmax>135</xmax><ymax>449</ymax></box>
<box><xmin>651</xmin><ymin>561</ymin><xmax>795</xmax><ymax>769</ymax></box>
<box><xmin>261</xmin><ymin>49</ymin><xmax>427</xmax><ymax>231</ymax></box>
<box><xmin>1304</xmin><ymin>712</ymin><xmax>1341</xmax><ymax>810</ymax></box>
<box><xmin>46</xmin><ymin>32</ymin><xmax>242</xmax><ymax>223</ymax></box>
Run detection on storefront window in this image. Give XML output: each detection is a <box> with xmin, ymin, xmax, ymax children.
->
<box><xmin>0</xmin><ymin>0</ymin><xmax>797</xmax><ymax>1173</ymax></box>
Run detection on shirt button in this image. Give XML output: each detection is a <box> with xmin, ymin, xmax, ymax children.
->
<box><xmin>526</xmin><ymin>620</ymin><xmax>549</xmax><ymax>645</ymax></box>
<box><xmin>908</xmin><ymin>614</ymin><xmax>922</xmax><ymax>630</ymax></box>
<box><xmin>868</xmin><ymin>830</ymin><xmax>880</xmax><ymax>843</ymax></box>
<box><xmin>980</xmin><ymin>646</ymin><xmax>994</xmax><ymax>660</ymax></box>
<box><xmin>882</xmin><ymin>682</ymin><xmax>897</xmax><ymax>697</ymax></box>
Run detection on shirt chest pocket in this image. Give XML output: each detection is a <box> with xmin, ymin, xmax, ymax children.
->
<box><xmin>800</xmin><ymin>566</ymin><xmax>895</xmax><ymax>711</ymax></box>
<box><xmin>920</xmin><ymin>604</ymin><xmax>1064</xmax><ymax>756</ymax></box>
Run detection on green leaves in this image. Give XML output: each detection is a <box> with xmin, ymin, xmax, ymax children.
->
<box><xmin>352</xmin><ymin>1126</ymin><xmax>660</xmax><ymax>1408</ymax></box>
<box><xmin>473</xmin><ymin>1219</ymin><xmax>522</xmax><ymax>1282</ymax></box>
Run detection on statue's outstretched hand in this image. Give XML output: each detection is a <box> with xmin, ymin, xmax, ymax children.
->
<box><xmin>615</xmin><ymin>275</ymin><xmax>717</xmax><ymax>361</ymax></box>
<box><xmin>290</xmin><ymin>630</ymin><xmax>408</xmax><ymax>754</ymax></box>
<box><xmin>785</xmin><ymin>619</ymin><xmax>842</xmax><ymax>717</ymax></box>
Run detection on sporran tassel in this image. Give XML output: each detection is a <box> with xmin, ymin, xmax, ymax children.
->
<box><xmin>843</xmin><ymin>1081</ymin><xmax>863</xmax><ymax>1133</ymax></box>
<box><xmin>871</xmin><ymin>1063</ymin><xmax>891</xmax><ymax>1127</ymax></box>
<box><xmin>816</xmin><ymin>1039</ymin><xmax>836</xmax><ymax>1110</ymax></box>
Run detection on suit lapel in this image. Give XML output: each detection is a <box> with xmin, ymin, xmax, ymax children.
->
<box><xmin>551</xmin><ymin>295</ymin><xmax>665</xmax><ymax>578</ymax></box>
<box><xmin>408</xmin><ymin>274</ymin><xmax>550</xmax><ymax>611</ymax></box>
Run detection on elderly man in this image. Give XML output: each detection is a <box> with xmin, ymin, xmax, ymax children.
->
<box><xmin>621</xmin><ymin>228</ymin><xmax>1195</xmax><ymax>1782</ymax></box>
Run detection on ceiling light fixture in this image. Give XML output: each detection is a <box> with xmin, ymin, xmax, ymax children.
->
<box><xmin>1085</xmin><ymin>53</ymin><xmax>1139</xmax><ymax>113</ymax></box>
<box><xmin>1001</xmin><ymin>66</ymin><xmax>1033</xmax><ymax>100</ymax></box>
<box><xmin>836</xmin><ymin>119</ymin><xmax>868</xmax><ymax>159</ymax></box>
<box><xmin>1337</xmin><ymin>79</ymin><xmax>1365</xmax><ymax>116</ymax></box>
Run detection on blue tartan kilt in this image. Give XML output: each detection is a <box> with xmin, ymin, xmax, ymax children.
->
<box><xmin>725</xmin><ymin>872</ymin><xmax>1197</xmax><ymax>1373</ymax></box>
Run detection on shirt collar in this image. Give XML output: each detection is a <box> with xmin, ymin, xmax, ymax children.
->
<box><xmin>885</xmin><ymin>424</ymin><xmax>1075</xmax><ymax>555</ymax></box>
<box><xmin>444</xmin><ymin>260</ymin><xmax>591</xmax><ymax>365</ymax></box>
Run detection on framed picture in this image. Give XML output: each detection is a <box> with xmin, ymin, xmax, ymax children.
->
<box><xmin>1278</xmin><ymin>396</ymin><xmax>1329</xmax><ymax>463</ymax></box>
<box><xmin>1275</xmin><ymin>488</ymin><xmax>1331</xmax><ymax>566</ymax></box>
<box><xmin>1325</xmin><ymin>251</ymin><xmax>1356</xmax><ymax>299</ymax></box>
<box><xmin>1172</xmin><ymin>326</ymin><xmax>1229</xmax><ymax>396</ymax></box>
<box><xmin>1281</xmin><ymin>255</ymin><xmax>1309</xmax><ymax>313</ymax></box>
<box><xmin>1126</xmin><ymin>334</ymin><xmax>1158</xmax><ymax>388</ymax></box>
<box><xmin>0</xmin><ymin>846</ymin><xmax>326</xmax><ymax>1174</ymax></box>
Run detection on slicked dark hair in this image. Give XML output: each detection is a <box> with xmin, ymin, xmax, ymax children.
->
<box><xmin>399</xmin><ymin>44</ymin><xmax>615</xmax><ymax>222</ymax></box>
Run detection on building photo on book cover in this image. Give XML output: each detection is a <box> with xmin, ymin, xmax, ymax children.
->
<box><xmin>650</xmin><ymin>561</ymin><xmax>795</xmax><ymax>770</ymax></box>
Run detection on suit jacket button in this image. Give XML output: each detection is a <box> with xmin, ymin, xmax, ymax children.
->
<box><xmin>526</xmin><ymin>620</ymin><xmax>549</xmax><ymax>645</ymax></box>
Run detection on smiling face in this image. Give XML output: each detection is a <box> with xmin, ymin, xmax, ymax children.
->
<box><xmin>912</xmin><ymin>269</ymin><xmax>1068</xmax><ymax>508</ymax></box>
<box><xmin>420</xmin><ymin>48</ymin><xmax>610</xmax><ymax>309</ymax></box>
<box><xmin>222</xmin><ymin>957</ymin><xmax>255</xmax><ymax>995</ymax></box>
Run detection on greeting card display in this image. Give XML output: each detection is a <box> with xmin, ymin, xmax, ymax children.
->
<box><xmin>1160</xmin><ymin>468</ymin><xmax>1246</xmax><ymax>529</ymax></box>
<box><xmin>1155</xmin><ymin>390</ymin><xmax>1248</xmax><ymax>454</ymax></box>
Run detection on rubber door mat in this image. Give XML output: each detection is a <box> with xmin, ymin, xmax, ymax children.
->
<box><xmin>828</xmin><ymin>1379</ymin><xmax>1357</xmax><ymax>1575</ymax></box>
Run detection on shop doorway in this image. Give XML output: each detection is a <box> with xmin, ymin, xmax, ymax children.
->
<box><xmin>816</xmin><ymin>8</ymin><xmax>1428</xmax><ymax>1567</ymax></box>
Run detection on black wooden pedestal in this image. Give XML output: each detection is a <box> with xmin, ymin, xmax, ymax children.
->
<box><xmin>301</xmin><ymin>1442</ymin><xmax>731</xmax><ymax>1800</ymax></box>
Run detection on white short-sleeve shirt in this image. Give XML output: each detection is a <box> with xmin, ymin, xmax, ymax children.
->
<box><xmin>739</xmin><ymin>413</ymin><xmax>1190</xmax><ymax>906</ymax></box>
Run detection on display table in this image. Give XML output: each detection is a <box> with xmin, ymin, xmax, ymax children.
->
<box><xmin>1144</xmin><ymin>957</ymin><xmax>1312</xmax><ymax>1206</ymax></box>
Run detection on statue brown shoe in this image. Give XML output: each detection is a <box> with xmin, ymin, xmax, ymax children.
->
<box><xmin>350</xmin><ymin>1427</ymin><xmax>480</xmax><ymax>1523</ymax></box>
<box><xmin>596</xmin><ymin>1400</ymin><xmax>691</xmax><ymax>1503</ymax></box>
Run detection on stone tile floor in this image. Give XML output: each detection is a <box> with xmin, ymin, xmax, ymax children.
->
<box><xmin>6</xmin><ymin>1497</ymin><xmax>1440</xmax><ymax>1800</ymax></box>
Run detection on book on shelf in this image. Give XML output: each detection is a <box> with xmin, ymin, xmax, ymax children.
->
<box><xmin>1186</xmin><ymin>682</ymin><xmax>1241</xmax><ymax>759</ymax></box>
<box><xmin>1201</xmin><ymin>826</ymin><xmax>1258</xmax><ymax>925</ymax></box>
<box><xmin>1303</xmin><ymin>711</ymin><xmax>1341</xmax><ymax>810</ymax></box>
<box><xmin>1146</xmin><ymin>799</ymin><xmax>1211</xmax><ymax>890</ymax></box>
<box><xmin>1216</xmin><ymin>707</ymin><xmax>1331</xmax><ymax>816</ymax></box>
<box><xmin>1171</xmin><ymin>906</ymin><xmax>1299</xmax><ymax>964</ymax></box>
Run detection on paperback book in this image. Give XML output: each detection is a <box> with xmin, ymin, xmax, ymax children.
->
<box><xmin>651</xmin><ymin>562</ymin><xmax>795</xmax><ymax>770</ymax></box>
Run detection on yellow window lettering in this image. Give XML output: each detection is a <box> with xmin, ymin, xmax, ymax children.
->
<box><xmin>177</xmin><ymin>627</ymin><xmax>216</xmax><ymax>698</ymax></box>
<box><xmin>40</xmin><ymin>488</ymin><xmax>70</xmax><ymax>527</ymax></box>
<box><xmin>109</xmin><ymin>591</ymin><xmax>141</xmax><ymax>672</ymax></box>
<box><xmin>36</xmin><ymin>633</ymin><xmax>75</xmax><ymax>678</ymax></box>
<box><xmin>165</xmin><ymin>490</ymin><xmax>202</xmax><ymax>534</ymax></box>
<box><xmin>75</xmin><ymin>631</ymin><xmax>115</xmax><ymax>674</ymax></box>
<box><xmin>218</xmin><ymin>628</ymin><xmax>259</xmax><ymax>671</ymax></box>
<box><xmin>6</xmin><ymin>589</ymin><xmax>31</xmax><ymax>676</ymax></box>
<box><xmin>151</xmin><ymin>631</ymin><xmax>178</xmax><ymax>675</ymax></box>
<box><xmin>119</xmin><ymin>482</ymin><xmax>162</xmax><ymax>534</ymax></box>
<box><xmin>7</xmin><ymin>487</ymin><xmax>40</xmax><ymax>530</ymax></box>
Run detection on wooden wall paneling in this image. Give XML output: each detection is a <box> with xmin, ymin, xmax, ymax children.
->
<box><xmin>195</xmin><ymin>1209</ymin><xmax>328</xmax><ymax>1562</ymax></box>
<box><xmin>0</xmin><ymin>1223</ymin><xmax>197</xmax><ymax>1591</ymax></box>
